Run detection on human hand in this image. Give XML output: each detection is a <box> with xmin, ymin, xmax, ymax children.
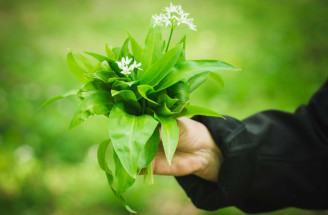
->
<box><xmin>152</xmin><ymin>117</ymin><xmax>223</xmax><ymax>183</ymax></box>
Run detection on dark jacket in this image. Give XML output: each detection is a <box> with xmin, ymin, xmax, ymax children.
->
<box><xmin>176</xmin><ymin>79</ymin><xmax>328</xmax><ymax>213</ymax></box>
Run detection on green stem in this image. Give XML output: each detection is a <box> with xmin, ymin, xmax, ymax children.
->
<box><xmin>142</xmin><ymin>99</ymin><xmax>146</xmax><ymax>114</ymax></box>
<box><xmin>129</xmin><ymin>71</ymin><xmax>135</xmax><ymax>80</ymax></box>
<box><xmin>165</xmin><ymin>28</ymin><xmax>174</xmax><ymax>53</ymax></box>
<box><xmin>143</xmin><ymin>163</ymin><xmax>153</xmax><ymax>185</ymax></box>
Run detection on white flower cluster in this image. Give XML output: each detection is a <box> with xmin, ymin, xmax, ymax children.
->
<box><xmin>116</xmin><ymin>57</ymin><xmax>142</xmax><ymax>75</ymax></box>
<box><xmin>152</xmin><ymin>3</ymin><xmax>197</xmax><ymax>31</ymax></box>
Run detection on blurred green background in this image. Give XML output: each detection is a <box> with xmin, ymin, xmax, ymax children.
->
<box><xmin>0</xmin><ymin>0</ymin><xmax>327</xmax><ymax>214</ymax></box>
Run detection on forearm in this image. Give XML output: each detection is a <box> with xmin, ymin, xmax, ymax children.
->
<box><xmin>176</xmin><ymin>79</ymin><xmax>328</xmax><ymax>212</ymax></box>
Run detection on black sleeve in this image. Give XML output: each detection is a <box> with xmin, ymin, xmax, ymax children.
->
<box><xmin>175</xmin><ymin>79</ymin><xmax>328</xmax><ymax>213</ymax></box>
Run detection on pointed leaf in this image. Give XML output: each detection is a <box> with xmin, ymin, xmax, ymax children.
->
<box><xmin>77</xmin><ymin>79</ymin><xmax>110</xmax><ymax>100</ymax></box>
<box><xmin>140</xmin><ymin>26</ymin><xmax>163</xmax><ymax>71</ymax></box>
<box><xmin>157</xmin><ymin>94</ymin><xmax>178</xmax><ymax>109</ymax></box>
<box><xmin>94</xmin><ymin>70</ymin><xmax>118</xmax><ymax>83</ymax></box>
<box><xmin>97</xmin><ymin>140</ymin><xmax>137</xmax><ymax>213</ymax></box>
<box><xmin>137</xmin><ymin>128</ymin><xmax>160</xmax><ymax>170</ymax></box>
<box><xmin>111</xmin><ymin>80</ymin><xmax>137</xmax><ymax>91</ymax></box>
<box><xmin>156</xmin><ymin>102</ymin><xmax>177</xmax><ymax>117</ymax></box>
<box><xmin>119</xmin><ymin>37</ymin><xmax>130</xmax><ymax>59</ymax></box>
<box><xmin>156</xmin><ymin>60</ymin><xmax>238</xmax><ymax>91</ymax></box>
<box><xmin>107</xmin><ymin>77</ymin><xmax>128</xmax><ymax>84</ymax></box>
<box><xmin>154</xmin><ymin>114</ymin><xmax>179</xmax><ymax>165</ymax></box>
<box><xmin>114</xmin><ymin>192</ymin><xmax>137</xmax><ymax>213</ymax></box>
<box><xmin>176</xmin><ymin>35</ymin><xmax>186</xmax><ymax>64</ymax></box>
<box><xmin>108</xmin><ymin>103</ymin><xmax>159</xmax><ymax>177</ymax></box>
<box><xmin>97</xmin><ymin>140</ymin><xmax>112</xmax><ymax>174</ymax></box>
<box><xmin>188</xmin><ymin>72</ymin><xmax>209</xmax><ymax>92</ymax></box>
<box><xmin>177</xmin><ymin>105</ymin><xmax>224</xmax><ymax>118</ymax></box>
<box><xmin>85</xmin><ymin>52</ymin><xmax>110</xmax><ymax>62</ymax></box>
<box><xmin>138</xmin><ymin>44</ymin><xmax>183</xmax><ymax>87</ymax></box>
<box><xmin>128</xmin><ymin>33</ymin><xmax>143</xmax><ymax>62</ymax></box>
<box><xmin>67</xmin><ymin>51</ymin><xmax>95</xmax><ymax>83</ymax></box>
<box><xmin>92</xmin><ymin>60</ymin><xmax>111</xmax><ymax>73</ymax></box>
<box><xmin>113</xmin><ymin>151</ymin><xmax>136</xmax><ymax>195</ymax></box>
<box><xmin>41</xmin><ymin>90</ymin><xmax>77</xmax><ymax>109</ymax></box>
<box><xmin>167</xmin><ymin>81</ymin><xmax>190</xmax><ymax>112</ymax></box>
<box><xmin>137</xmin><ymin>85</ymin><xmax>159</xmax><ymax>105</ymax></box>
<box><xmin>69</xmin><ymin>92</ymin><xmax>113</xmax><ymax>129</ymax></box>
<box><xmin>105</xmin><ymin>43</ymin><xmax>115</xmax><ymax>59</ymax></box>
<box><xmin>209</xmin><ymin>72</ymin><xmax>225</xmax><ymax>88</ymax></box>
<box><xmin>112</xmin><ymin>47</ymin><xmax>121</xmax><ymax>60</ymax></box>
<box><xmin>111</xmin><ymin>90</ymin><xmax>141</xmax><ymax>115</ymax></box>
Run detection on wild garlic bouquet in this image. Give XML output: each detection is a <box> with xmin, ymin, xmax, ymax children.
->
<box><xmin>43</xmin><ymin>3</ymin><xmax>237</xmax><ymax>212</ymax></box>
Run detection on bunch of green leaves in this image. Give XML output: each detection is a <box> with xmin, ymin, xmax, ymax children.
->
<box><xmin>42</xmin><ymin>25</ymin><xmax>237</xmax><ymax>212</ymax></box>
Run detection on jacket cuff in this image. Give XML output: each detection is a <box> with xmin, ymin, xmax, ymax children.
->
<box><xmin>176</xmin><ymin>115</ymin><xmax>257</xmax><ymax>210</ymax></box>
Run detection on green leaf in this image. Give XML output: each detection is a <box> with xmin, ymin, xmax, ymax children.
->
<box><xmin>140</xmin><ymin>26</ymin><xmax>163</xmax><ymax>71</ymax></box>
<box><xmin>156</xmin><ymin>60</ymin><xmax>238</xmax><ymax>91</ymax></box>
<box><xmin>137</xmin><ymin>128</ymin><xmax>160</xmax><ymax>170</ymax></box>
<box><xmin>97</xmin><ymin>140</ymin><xmax>137</xmax><ymax>213</ymax></box>
<box><xmin>111</xmin><ymin>90</ymin><xmax>141</xmax><ymax>115</ymax></box>
<box><xmin>137</xmin><ymin>85</ymin><xmax>159</xmax><ymax>105</ymax></box>
<box><xmin>157</xmin><ymin>94</ymin><xmax>178</xmax><ymax>109</ymax></box>
<box><xmin>97</xmin><ymin>140</ymin><xmax>112</xmax><ymax>174</ymax></box>
<box><xmin>92</xmin><ymin>61</ymin><xmax>119</xmax><ymax>81</ymax></box>
<box><xmin>67</xmin><ymin>51</ymin><xmax>95</xmax><ymax>83</ymax></box>
<box><xmin>209</xmin><ymin>71</ymin><xmax>225</xmax><ymax>88</ymax></box>
<box><xmin>176</xmin><ymin>105</ymin><xmax>224</xmax><ymax>118</ymax></box>
<box><xmin>85</xmin><ymin>52</ymin><xmax>110</xmax><ymax>62</ymax></box>
<box><xmin>108</xmin><ymin>103</ymin><xmax>159</xmax><ymax>177</ymax></box>
<box><xmin>154</xmin><ymin>114</ymin><xmax>179</xmax><ymax>165</ymax></box>
<box><xmin>167</xmin><ymin>81</ymin><xmax>190</xmax><ymax>112</ymax></box>
<box><xmin>111</xmin><ymin>80</ymin><xmax>137</xmax><ymax>91</ymax></box>
<box><xmin>112</xmin><ymin>47</ymin><xmax>121</xmax><ymax>60</ymax></box>
<box><xmin>176</xmin><ymin>35</ymin><xmax>186</xmax><ymax>64</ymax></box>
<box><xmin>119</xmin><ymin>37</ymin><xmax>130</xmax><ymax>59</ymax></box>
<box><xmin>92</xmin><ymin>60</ymin><xmax>111</xmax><ymax>73</ymax></box>
<box><xmin>94</xmin><ymin>70</ymin><xmax>118</xmax><ymax>83</ymax></box>
<box><xmin>128</xmin><ymin>33</ymin><xmax>143</xmax><ymax>62</ymax></box>
<box><xmin>113</xmin><ymin>151</ymin><xmax>136</xmax><ymax>195</ymax></box>
<box><xmin>188</xmin><ymin>72</ymin><xmax>209</xmax><ymax>92</ymax></box>
<box><xmin>69</xmin><ymin>92</ymin><xmax>113</xmax><ymax>129</ymax></box>
<box><xmin>107</xmin><ymin>77</ymin><xmax>127</xmax><ymax>84</ymax></box>
<box><xmin>93</xmin><ymin>57</ymin><xmax>125</xmax><ymax>78</ymax></box>
<box><xmin>138</xmin><ymin>44</ymin><xmax>183</xmax><ymax>87</ymax></box>
<box><xmin>156</xmin><ymin>102</ymin><xmax>177</xmax><ymax>117</ymax></box>
<box><xmin>77</xmin><ymin>79</ymin><xmax>110</xmax><ymax>100</ymax></box>
<box><xmin>41</xmin><ymin>90</ymin><xmax>77</xmax><ymax>109</ymax></box>
<box><xmin>105</xmin><ymin>43</ymin><xmax>115</xmax><ymax>59</ymax></box>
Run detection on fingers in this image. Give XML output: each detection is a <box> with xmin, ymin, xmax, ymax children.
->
<box><xmin>152</xmin><ymin>149</ymin><xmax>175</xmax><ymax>175</ymax></box>
<box><xmin>152</xmin><ymin>148</ymin><xmax>203</xmax><ymax>177</ymax></box>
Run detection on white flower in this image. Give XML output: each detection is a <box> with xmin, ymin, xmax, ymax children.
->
<box><xmin>164</xmin><ymin>3</ymin><xmax>179</xmax><ymax>14</ymax></box>
<box><xmin>152</xmin><ymin>14</ymin><xmax>164</xmax><ymax>27</ymax></box>
<box><xmin>129</xmin><ymin>60</ymin><xmax>142</xmax><ymax>71</ymax></box>
<box><xmin>121</xmin><ymin>68</ymin><xmax>131</xmax><ymax>75</ymax></box>
<box><xmin>152</xmin><ymin>3</ymin><xmax>197</xmax><ymax>31</ymax></box>
<box><xmin>188</xmin><ymin>23</ymin><xmax>197</xmax><ymax>31</ymax></box>
<box><xmin>116</xmin><ymin>57</ymin><xmax>142</xmax><ymax>75</ymax></box>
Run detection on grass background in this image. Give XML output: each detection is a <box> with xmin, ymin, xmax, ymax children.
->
<box><xmin>0</xmin><ymin>0</ymin><xmax>327</xmax><ymax>214</ymax></box>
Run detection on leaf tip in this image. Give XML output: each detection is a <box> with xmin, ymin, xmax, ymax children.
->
<box><xmin>125</xmin><ymin>205</ymin><xmax>137</xmax><ymax>213</ymax></box>
<box><xmin>68</xmin><ymin>121</ymin><xmax>76</xmax><ymax>130</ymax></box>
<box><xmin>40</xmin><ymin>102</ymin><xmax>47</xmax><ymax>110</ymax></box>
<box><xmin>67</xmin><ymin>48</ymin><xmax>71</xmax><ymax>53</ymax></box>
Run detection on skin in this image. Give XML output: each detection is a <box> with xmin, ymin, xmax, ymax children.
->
<box><xmin>152</xmin><ymin>117</ymin><xmax>224</xmax><ymax>183</ymax></box>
